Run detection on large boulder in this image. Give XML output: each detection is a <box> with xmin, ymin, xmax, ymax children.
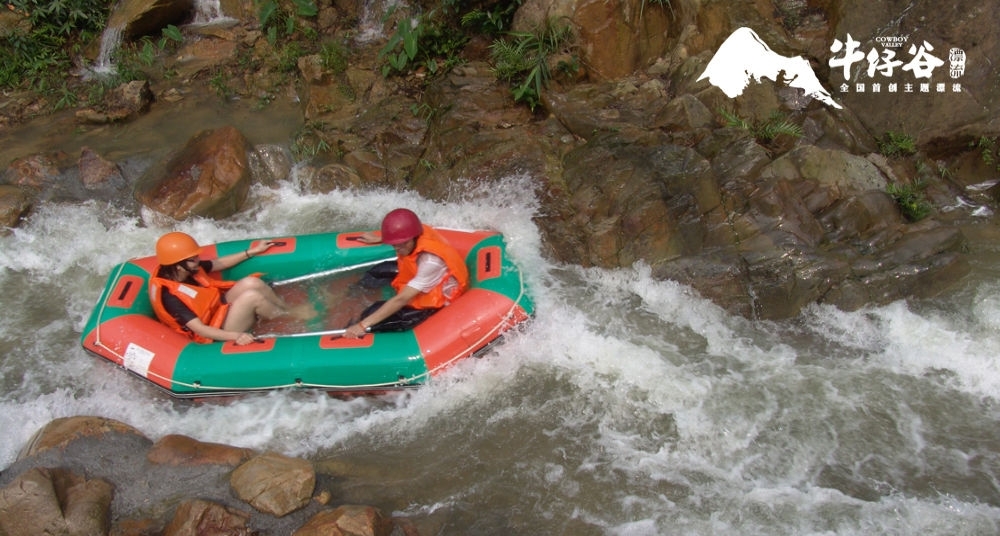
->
<box><xmin>75</xmin><ymin>80</ymin><xmax>154</xmax><ymax>124</ymax></box>
<box><xmin>230</xmin><ymin>452</ymin><xmax>316</xmax><ymax>517</ymax></box>
<box><xmin>17</xmin><ymin>415</ymin><xmax>148</xmax><ymax>460</ymax></box>
<box><xmin>293</xmin><ymin>505</ymin><xmax>394</xmax><ymax>536</ymax></box>
<box><xmin>106</xmin><ymin>0</ymin><xmax>195</xmax><ymax>42</ymax></box>
<box><xmin>162</xmin><ymin>499</ymin><xmax>252</xmax><ymax>536</ymax></box>
<box><xmin>134</xmin><ymin>126</ymin><xmax>253</xmax><ymax>220</ymax></box>
<box><xmin>0</xmin><ymin>467</ymin><xmax>113</xmax><ymax>536</ymax></box>
<box><xmin>147</xmin><ymin>434</ymin><xmax>255</xmax><ymax>467</ymax></box>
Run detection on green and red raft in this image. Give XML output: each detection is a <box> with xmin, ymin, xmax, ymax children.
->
<box><xmin>80</xmin><ymin>229</ymin><xmax>534</xmax><ymax>398</ymax></box>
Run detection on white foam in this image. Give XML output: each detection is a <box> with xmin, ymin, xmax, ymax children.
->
<box><xmin>3</xmin><ymin>181</ymin><xmax>1000</xmax><ymax>533</ymax></box>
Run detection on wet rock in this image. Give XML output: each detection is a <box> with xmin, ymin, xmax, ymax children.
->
<box><xmin>0</xmin><ymin>416</ymin><xmax>416</xmax><ymax>536</ymax></box>
<box><xmin>76</xmin><ymin>80</ymin><xmax>154</xmax><ymax>124</ymax></box>
<box><xmin>134</xmin><ymin>126</ymin><xmax>252</xmax><ymax>220</ymax></box>
<box><xmin>147</xmin><ymin>434</ymin><xmax>255</xmax><ymax>466</ymax></box>
<box><xmin>828</xmin><ymin>0</ymin><xmax>1000</xmax><ymax>146</ymax></box>
<box><xmin>3</xmin><ymin>152</ymin><xmax>63</xmax><ymax>188</ymax></box>
<box><xmin>250</xmin><ymin>144</ymin><xmax>294</xmax><ymax>187</ymax></box>
<box><xmin>652</xmin><ymin>93</ymin><xmax>715</xmax><ymax>131</ymax></box>
<box><xmin>292</xmin><ymin>505</ymin><xmax>393</xmax><ymax>536</ymax></box>
<box><xmin>230</xmin><ymin>452</ymin><xmax>316</xmax><ymax>517</ymax></box>
<box><xmin>759</xmin><ymin>145</ymin><xmax>889</xmax><ymax>194</ymax></box>
<box><xmin>411</xmin><ymin>62</ymin><xmax>563</xmax><ymax>196</ymax></box>
<box><xmin>111</xmin><ymin>517</ymin><xmax>162</xmax><ymax>536</ymax></box>
<box><xmin>344</xmin><ymin>150</ymin><xmax>388</xmax><ymax>185</ymax></box>
<box><xmin>162</xmin><ymin>499</ymin><xmax>252</xmax><ymax>536</ymax></box>
<box><xmin>17</xmin><ymin>415</ymin><xmax>148</xmax><ymax>460</ymax></box>
<box><xmin>0</xmin><ymin>467</ymin><xmax>113</xmax><ymax>536</ymax></box>
<box><xmin>557</xmin><ymin>132</ymin><xmax>719</xmax><ymax>268</ymax></box>
<box><xmin>0</xmin><ymin>184</ymin><xmax>33</xmax><ymax>229</ymax></box>
<box><xmin>79</xmin><ymin>147</ymin><xmax>124</xmax><ymax>188</ymax></box>
<box><xmin>169</xmin><ymin>37</ymin><xmax>239</xmax><ymax>79</ymax></box>
<box><xmin>514</xmin><ymin>0</ymin><xmax>672</xmax><ymax>80</ymax></box>
<box><xmin>819</xmin><ymin>191</ymin><xmax>903</xmax><ymax>244</ymax></box>
<box><xmin>107</xmin><ymin>0</ymin><xmax>195</xmax><ymax>42</ymax></box>
<box><xmin>301</xmin><ymin>162</ymin><xmax>364</xmax><ymax>192</ymax></box>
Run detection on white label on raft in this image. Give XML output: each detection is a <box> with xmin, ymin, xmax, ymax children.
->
<box><xmin>124</xmin><ymin>343</ymin><xmax>155</xmax><ymax>377</ymax></box>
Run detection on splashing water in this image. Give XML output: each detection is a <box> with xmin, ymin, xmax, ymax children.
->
<box><xmin>2</xmin><ymin>176</ymin><xmax>1000</xmax><ymax>534</ymax></box>
<box><xmin>90</xmin><ymin>25</ymin><xmax>123</xmax><ymax>77</ymax></box>
<box><xmin>190</xmin><ymin>0</ymin><xmax>236</xmax><ymax>26</ymax></box>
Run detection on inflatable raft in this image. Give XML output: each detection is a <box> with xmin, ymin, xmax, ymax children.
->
<box><xmin>80</xmin><ymin>229</ymin><xmax>533</xmax><ymax>398</ymax></box>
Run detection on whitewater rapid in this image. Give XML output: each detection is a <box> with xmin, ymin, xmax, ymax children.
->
<box><xmin>1</xmin><ymin>176</ymin><xmax>998</xmax><ymax>534</ymax></box>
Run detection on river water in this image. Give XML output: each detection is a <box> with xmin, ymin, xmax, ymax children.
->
<box><xmin>3</xmin><ymin>111</ymin><xmax>1000</xmax><ymax>534</ymax></box>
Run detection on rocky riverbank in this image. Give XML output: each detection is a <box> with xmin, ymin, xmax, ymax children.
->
<box><xmin>3</xmin><ymin>0</ymin><xmax>998</xmax><ymax>320</ymax></box>
<box><xmin>0</xmin><ymin>416</ymin><xmax>420</xmax><ymax>535</ymax></box>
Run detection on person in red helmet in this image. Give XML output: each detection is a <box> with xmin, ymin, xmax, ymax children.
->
<box><xmin>149</xmin><ymin>232</ymin><xmax>303</xmax><ymax>345</ymax></box>
<box><xmin>343</xmin><ymin>209</ymin><xmax>469</xmax><ymax>338</ymax></box>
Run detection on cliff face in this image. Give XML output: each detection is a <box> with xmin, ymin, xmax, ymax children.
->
<box><xmin>3</xmin><ymin>0</ymin><xmax>997</xmax><ymax>319</ymax></box>
<box><xmin>404</xmin><ymin>0</ymin><xmax>992</xmax><ymax>318</ymax></box>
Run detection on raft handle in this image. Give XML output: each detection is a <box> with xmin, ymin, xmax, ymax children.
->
<box><xmin>117</xmin><ymin>281</ymin><xmax>133</xmax><ymax>302</ymax></box>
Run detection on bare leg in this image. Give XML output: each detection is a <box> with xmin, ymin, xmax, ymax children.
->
<box><xmin>223</xmin><ymin>277</ymin><xmax>316</xmax><ymax>331</ymax></box>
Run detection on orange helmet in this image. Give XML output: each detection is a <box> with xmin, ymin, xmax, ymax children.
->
<box><xmin>381</xmin><ymin>208</ymin><xmax>423</xmax><ymax>245</ymax></box>
<box><xmin>156</xmin><ymin>232</ymin><xmax>201</xmax><ymax>265</ymax></box>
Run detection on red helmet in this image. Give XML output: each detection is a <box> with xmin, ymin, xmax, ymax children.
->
<box><xmin>380</xmin><ymin>208</ymin><xmax>422</xmax><ymax>245</ymax></box>
<box><xmin>156</xmin><ymin>232</ymin><xmax>201</xmax><ymax>265</ymax></box>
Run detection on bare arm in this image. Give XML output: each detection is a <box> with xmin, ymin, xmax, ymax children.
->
<box><xmin>343</xmin><ymin>285</ymin><xmax>421</xmax><ymax>338</ymax></box>
<box><xmin>210</xmin><ymin>240</ymin><xmax>275</xmax><ymax>272</ymax></box>
<box><xmin>355</xmin><ymin>231</ymin><xmax>381</xmax><ymax>244</ymax></box>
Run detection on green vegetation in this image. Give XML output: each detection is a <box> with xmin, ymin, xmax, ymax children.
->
<box><xmin>256</xmin><ymin>0</ymin><xmax>318</xmax><ymax>44</ymax></box>
<box><xmin>719</xmin><ymin>108</ymin><xmax>803</xmax><ymax>145</ymax></box>
<box><xmin>209</xmin><ymin>70</ymin><xmax>234</xmax><ymax>100</ymax></box>
<box><xmin>461</xmin><ymin>2</ymin><xmax>521</xmax><ymax>35</ymax></box>
<box><xmin>878</xmin><ymin>131</ymin><xmax>917</xmax><ymax>157</ymax></box>
<box><xmin>291</xmin><ymin>122</ymin><xmax>332</xmax><ymax>159</ymax></box>
<box><xmin>378</xmin><ymin>6</ymin><xmax>470</xmax><ymax>77</ymax></box>
<box><xmin>377</xmin><ymin>0</ymin><xmax>515</xmax><ymax>77</ymax></box>
<box><xmin>1</xmin><ymin>0</ymin><xmax>110</xmax><ymax>91</ymax></box>
<box><xmin>489</xmin><ymin>19</ymin><xmax>575</xmax><ymax>111</ymax></box>
<box><xmin>320</xmin><ymin>40</ymin><xmax>349</xmax><ymax>75</ymax></box>
<box><xmin>887</xmin><ymin>180</ymin><xmax>932</xmax><ymax>221</ymax></box>
<box><xmin>973</xmin><ymin>136</ymin><xmax>1000</xmax><ymax>172</ymax></box>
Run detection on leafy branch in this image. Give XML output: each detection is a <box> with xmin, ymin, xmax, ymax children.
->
<box><xmin>719</xmin><ymin>108</ymin><xmax>803</xmax><ymax>145</ymax></box>
<box><xmin>489</xmin><ymin>19</ymin><xmax>574</xmax><ymax>111</ymax></box>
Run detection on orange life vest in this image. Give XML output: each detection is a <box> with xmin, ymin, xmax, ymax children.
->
<box><xmin>392</xmin><ymin>226</ymin><xmax>470</xmax><ymax>310</ymax></box>
<box><xmin>149</xmin><ymin>268</ymin><xmax>235</xmax><ymax>343</ymax></box>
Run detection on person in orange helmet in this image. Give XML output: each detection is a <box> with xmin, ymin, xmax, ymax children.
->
<box><xmin>149</xmin><ymin>232</ymin><xmax>300</xmax><ymax>345</ymax></box>
<box><xmin>343</xmin><ymin>209</ymin><xmax>469</xmax><ymax>338</ymax></box>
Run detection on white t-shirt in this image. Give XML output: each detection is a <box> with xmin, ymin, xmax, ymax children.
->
<box><xmin>405</xmin><ymin>252</ymin><xmax>458</xmax><ymax>298</ymax></box>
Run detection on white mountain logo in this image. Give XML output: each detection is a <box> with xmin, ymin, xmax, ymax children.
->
<box><xmin>698</xmin><ymin>27</ymin><xmax>842</xmax><ymax>109</ymax></box>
